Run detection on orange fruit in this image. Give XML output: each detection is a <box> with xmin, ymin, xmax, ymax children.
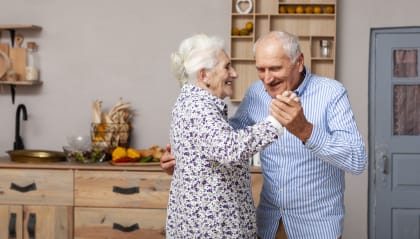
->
<box><xmin>279</xmin><ymin>6</ymin><xmax>287</xmax><ymax>13</ymax></box>
<box><xmin>325</xmin><ymin>6</ymin><xmax>334</xmax><ymax>14</ymax></box>
<box><xmin>245</xmin><ymin>22</ymin><xmax>253</xmax><ymax>32</ymax></box>
<box><xmin>239</xmin><ymin>28</ymin><xmax>249</xmax><ymax>36</ymax></box>
<box><xmin>232</xmin><ymin>27</ymin><xmax>240</xmax><ymax>36</ymax></box>
<box><xmin>305</xmin><ymin>6</ymin><xmax>313</xmax><ymax>14</ymax></box>
<box><xmin>296</xmin><ymin>6</ymin><xmax>304</xmax><ymax>14</ymax></box>
<box><xmin>286</xmin><ymin>6</ymin><xmax>296</xmax><ymax>14</ymax></box>
<box><xmin>313</xmin><ymin>6</ymin><xmax>322</xmax><ymax>14</ymax></box>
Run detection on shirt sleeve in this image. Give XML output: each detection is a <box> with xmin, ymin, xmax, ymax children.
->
<box><xmin>304</xmin><ymin>88</ymin><xmax>367</xmax><ymax>174</ymax></box>
<box><xmin>197</xmin><ymin>104</ymin><xmax>282</xmax><ymax>166</ymax></box>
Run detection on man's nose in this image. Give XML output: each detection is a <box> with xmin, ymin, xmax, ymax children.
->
<box><xmin>262</xmin><ymin>70</ymin><xmax>274</xmax><ymax>83</ymax></box>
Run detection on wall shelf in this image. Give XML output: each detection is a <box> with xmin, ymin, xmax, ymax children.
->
<box><xmin>0</xmin><ymin>24</ymin><xmax>42</xmax><ymax>103</ymax></box>
<box><xmin>230</xmin><ymin>0</ymin><xmax>337</xmax><ymax>101</ymax></box>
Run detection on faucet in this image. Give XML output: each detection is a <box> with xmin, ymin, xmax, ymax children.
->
<box><xmin>14</xmin><ymin>104</ymin><xmax>27</xmax><ymax>150</ymax></box>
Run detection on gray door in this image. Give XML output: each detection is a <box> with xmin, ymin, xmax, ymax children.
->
<box><xmin>369</xmin><ymin>27</ymin><xmax>420</xmax><ymax>239</ymax></box>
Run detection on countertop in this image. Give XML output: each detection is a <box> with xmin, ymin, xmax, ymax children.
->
<box><xmin>0</xmin><ymin>156</ymin><xmax>262</xmax><ymax>173</ymax></box>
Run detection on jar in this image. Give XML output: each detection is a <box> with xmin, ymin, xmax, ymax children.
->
<box><xmin>25</xmin><ymin>41</ymin><xmax>39</xmax><ymax>81</ymax></box>
<box><xmin>320</xmin><ymin>40</ymin><xmax>330</xmax><ymax>58</ymax></box>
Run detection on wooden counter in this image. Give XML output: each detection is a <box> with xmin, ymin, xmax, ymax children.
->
<box><xmin>0</xmin><ymin>156</ymin><xmax>263</xmax><ymax>239</ymax></box>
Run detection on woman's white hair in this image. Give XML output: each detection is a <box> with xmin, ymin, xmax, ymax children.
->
<box><xmin>171</xmin><ymin>34</ymin><xmax>225</xmax><ymax>86</ymax></box>
<box><xmin>253</xmin><ymin>31</ymin><xmax>301</xmax><ymax>64</ymax></box>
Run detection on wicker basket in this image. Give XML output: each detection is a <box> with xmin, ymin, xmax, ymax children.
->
<box><xmin>90</xmin><ymin>123</ymin><xmax>131</xmax><ymax>154</ymax></box>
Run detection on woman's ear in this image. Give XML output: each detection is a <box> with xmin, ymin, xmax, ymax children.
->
<box><xmin>198</xmin><ymin>69</ymin><xmax>207</xmax><ymax>81</ymax></box>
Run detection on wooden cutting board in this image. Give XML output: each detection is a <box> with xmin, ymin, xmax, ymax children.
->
<box><xmin>0</xmin><ymin>42</ymin><xmax>9</xmax><ymax>55</ymax></box>
<box><xmin>9</xmin><ymin>34</ymin><xmax>26</xmax><ymax>81</ymax></box>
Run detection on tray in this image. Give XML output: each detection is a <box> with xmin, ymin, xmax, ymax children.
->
<box><xmin>7</xmin><ymin>149</ymin><xmax>66</xmax><ymax>163</ymax></box>
<box><xmin>109</xmin><ymin>161</ymin><xmax>160</xmax><ymax>166</ymax></box>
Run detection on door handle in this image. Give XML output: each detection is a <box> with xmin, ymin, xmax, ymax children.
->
<box><xmin>112</xmin><ymin>223</ymin><xmax>140</xmax><ymax>232</ymax></box>
<box><xmin>381</xmin><ymin>153</ymin><xmax>389</xmax><ymax>175</ymax></box>
<box><xmin>9</xmin><ymin>213</ymin><xmax>17</xmax><ymax>238</ymax></box>
<box><xmin>27</xmin><ymin>213</ymin><xmax>36</xmax><ymax>239</ymax></box>
<box><xmin>10</xmin><ymin>182</ymin><xmax>37</xmax><ymax>193</ymax></box>
<box><xmin>113</xmin><ymin>186</ymin><xmax>139</xmax><ymax>195</ymax></box>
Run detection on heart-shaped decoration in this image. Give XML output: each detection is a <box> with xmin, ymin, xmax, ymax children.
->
<box><xmin>235</xmin><ymin>0</ymin><xmax>253</xmax><ymax>14</ymax></box>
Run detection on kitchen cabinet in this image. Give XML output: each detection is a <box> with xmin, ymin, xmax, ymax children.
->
<box><xmin>74</xmin><ymin>170</ymin><xmax>170</xmax><ymax>238</ymax></box>
<box><xmin>230</xmin><ymin>0</ymin><xmax>337</xmax><ymax>101</ymax></box>
<box><xmin>0</xmin><ymin>169</ymin><xmax>73</xmax><ymax>239</ymax></box>
<box><xmin>0</xmin><ymin>158</ymin><xmax>264</xmax><ymax>239</ymax></box>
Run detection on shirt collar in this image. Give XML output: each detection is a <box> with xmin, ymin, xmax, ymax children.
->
<box><xmin>182</xmin><ymin>84</ymin><xmax>227</xmax><ymax>118</ymax></box>
<box><xmin>294</xmin><ymin>67</ymin><xmax>311</xmax><ymax>97</ymax></box>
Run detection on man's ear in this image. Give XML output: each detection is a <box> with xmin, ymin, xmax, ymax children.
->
<box><xmin>297</xmin><ymin>53</ymin><xmax>305</xmax><ymax>72</ymax></box>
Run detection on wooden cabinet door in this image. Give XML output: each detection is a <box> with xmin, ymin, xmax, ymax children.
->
<box><xmin>0</xmin><ymin>205</ymin><xmax>72</xmax><ymax>239</ymax></box>
<box><xmin>23</xmin><ymin>206</ymin><xmax>73</xmax><ymax>239</ymax></box>
<box><xmin>0</xmin><ymin>205</ymin><xmax>23</xmax><ymax>239</ymax></box>
<box><xmin>74</xmin><ymin>207</ymin><xmax>166</xmax><ymax>239</ymax></box>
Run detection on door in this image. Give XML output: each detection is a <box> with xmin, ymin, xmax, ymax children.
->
<box><xmin>0</xmin><ymin>205</ymin><xmax>72</xmax><ymax>239</ymax></box>
<box><xmin>369</xmin><ymin>27</ymin><xmax>420</xmax><ymax>239</ymax></box>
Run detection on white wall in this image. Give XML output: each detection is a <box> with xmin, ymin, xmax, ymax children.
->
<box><xmin>0</xmin><ymin>0</ymin><xmax>230</xmax><ymax>151</ymax></box>
<box><xmin>1</xmin><ymin>0</ymin><xmax>420</xmax><ymax>238</ymax></box>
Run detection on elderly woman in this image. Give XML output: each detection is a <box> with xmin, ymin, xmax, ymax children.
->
<box><xmin>166</xmin><ymin>34</ymin><xmax>287</xmax><ymax>238</ymax></box>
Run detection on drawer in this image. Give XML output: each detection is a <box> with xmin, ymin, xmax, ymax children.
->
<box><xmin>74</xmin><ymin>207</ymin><xmax>166</xmax><ymax>239</ymax></box>
<box><xmin>75</xmin><ymin>170</ymin><xmax>171</xmax><ymax>208</ymax></box>
<box><xmin>0</xmin><ymin>169</ymin><xmax>73</xmax><ymax>205</ymax></box>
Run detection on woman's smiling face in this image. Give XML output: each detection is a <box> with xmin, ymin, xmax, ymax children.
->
<box><xmin>205</xmin><ymin>50</ymin><xmax>238</xmax><ymax>99</ymax></box>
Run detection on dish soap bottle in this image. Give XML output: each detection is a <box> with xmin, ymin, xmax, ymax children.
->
<box><xmin>25</xmin><ymin>41</ymin><xmax>39</xmax><ymax>81</ymax></box>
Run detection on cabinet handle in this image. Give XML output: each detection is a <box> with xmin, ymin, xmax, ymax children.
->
<box><xmin>10</xmin><ymin>182</ymin><xmax>37</xmax><ymax>193</ymax></box>
<box><xmin>9</xmin><ymin>213</ymin><xmax>17</xmax><ymax>238</ymax></box>
<box><xmin>113</xmin><ymin>186</ymin><xmax>139</xmax><ymax>195</ymax></box>
<box><xmin>113</xmin><ymin>223</ymin><xmax>140</xmax><ymax>232</ymax></box>
<box><xmin>27</xmin><ymin>213</ymin><xmax>36</xmax><ymax>239</ymax></box>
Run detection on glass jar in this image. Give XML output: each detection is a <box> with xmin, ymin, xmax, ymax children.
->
<box><xmin>25</xmin><ymin>42</ymin><xmax>39</xmax><ymax>81</ymax></box>
<box><xmin>320</xmin><ymin>40</ymin><xmax>330</xmax><ymax>58</ymax></box>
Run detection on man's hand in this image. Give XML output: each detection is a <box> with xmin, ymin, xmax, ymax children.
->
<box><xmin>270</xmin><ymin>91</ymin><xmax>313</xmax><ymax>143</ymax></box>
<box><xmin>160</xmin><ymin>144</ymin><xmax>176</xmax><ymax>175</ymax></box>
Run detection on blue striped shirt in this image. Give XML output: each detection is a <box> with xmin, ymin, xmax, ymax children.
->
<box><xmin>229</xmin><ymin>71</ymin><xmax>367</xmax><ymax>239</ymax></box>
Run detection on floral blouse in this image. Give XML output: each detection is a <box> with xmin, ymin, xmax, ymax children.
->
<box><xmin>166</xmin><ymin>84</ymin><xmax>282</xmax><ymax>239</ymax></box>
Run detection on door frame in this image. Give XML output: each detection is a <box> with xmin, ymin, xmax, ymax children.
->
<box><xmin>368</xmin><ymin>26</ymin><xmax>420</xmax><ymax>239</ymax></box>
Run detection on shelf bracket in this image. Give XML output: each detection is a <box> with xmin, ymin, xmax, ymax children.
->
<box><xmin>7</xmin><ymin>29</ymin><xmax>16</xmax><ymax>47</ymax></box>
<box><xmin>10</xmin><ymin>85</ymin><xmax>16</xmax><ymax>104</ymax></box>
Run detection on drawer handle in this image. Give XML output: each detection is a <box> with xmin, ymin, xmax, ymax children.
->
<box><xmin>113</xmin><ymin>186</ymin><xmax>139</xmax><ymax>195</ymax></box>
<box><xmin>10</xmin><ymin>182</ymin><xmax>37</xmax><ymax>193</ymax></box>
<box><xmin>9</xmin><ymin>213</ymin><xmax>17</xmax><ymax>238</ymax></box>
<box><xmin>113</xmin><ymin>223</ymin><xmax>140</xmax><ymax>232</ymax></box>
<box><xmin>28</xmin><ymin>213</ymin><xmax>36</xmax><ymax>239</ymax></box>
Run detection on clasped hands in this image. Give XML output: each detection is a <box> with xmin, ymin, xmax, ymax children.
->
<box><xmin>270</xmin><ymin>91</ymin><xmax>313</xmax><ymax>142</ymax></box>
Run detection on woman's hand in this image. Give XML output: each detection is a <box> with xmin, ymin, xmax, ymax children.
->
<box><xmin>160</xmin><ymin>144</ymin><xmax>176</xmax><ymax>175</ymax></box>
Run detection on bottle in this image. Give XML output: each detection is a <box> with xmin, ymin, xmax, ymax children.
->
<box><xmin>320</xmin><ymin>40</ymin><xmax>330</xmax><ymax>58</ymax></box>
<box><xmin>25</xmin><ymin>41</ymin><xmax>39</xmax><ymax>81</ymax></box>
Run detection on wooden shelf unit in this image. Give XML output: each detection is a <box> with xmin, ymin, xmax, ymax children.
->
<box><xmin>230</xmin><ymin>0</ymin><xmax>337</xmax><ymax>101</ymax></box>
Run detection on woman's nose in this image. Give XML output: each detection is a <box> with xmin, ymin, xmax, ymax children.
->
<box><xmin>230</xmin><ymin>68</ymin><xmax>238</xmax><ymax>78</ymax></box>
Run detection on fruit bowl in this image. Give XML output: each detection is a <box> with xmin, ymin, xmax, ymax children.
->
<box><xmin>63</xmin><ymin>146</ymin><xmax>106</xmax><ymax>163</ymax></box>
